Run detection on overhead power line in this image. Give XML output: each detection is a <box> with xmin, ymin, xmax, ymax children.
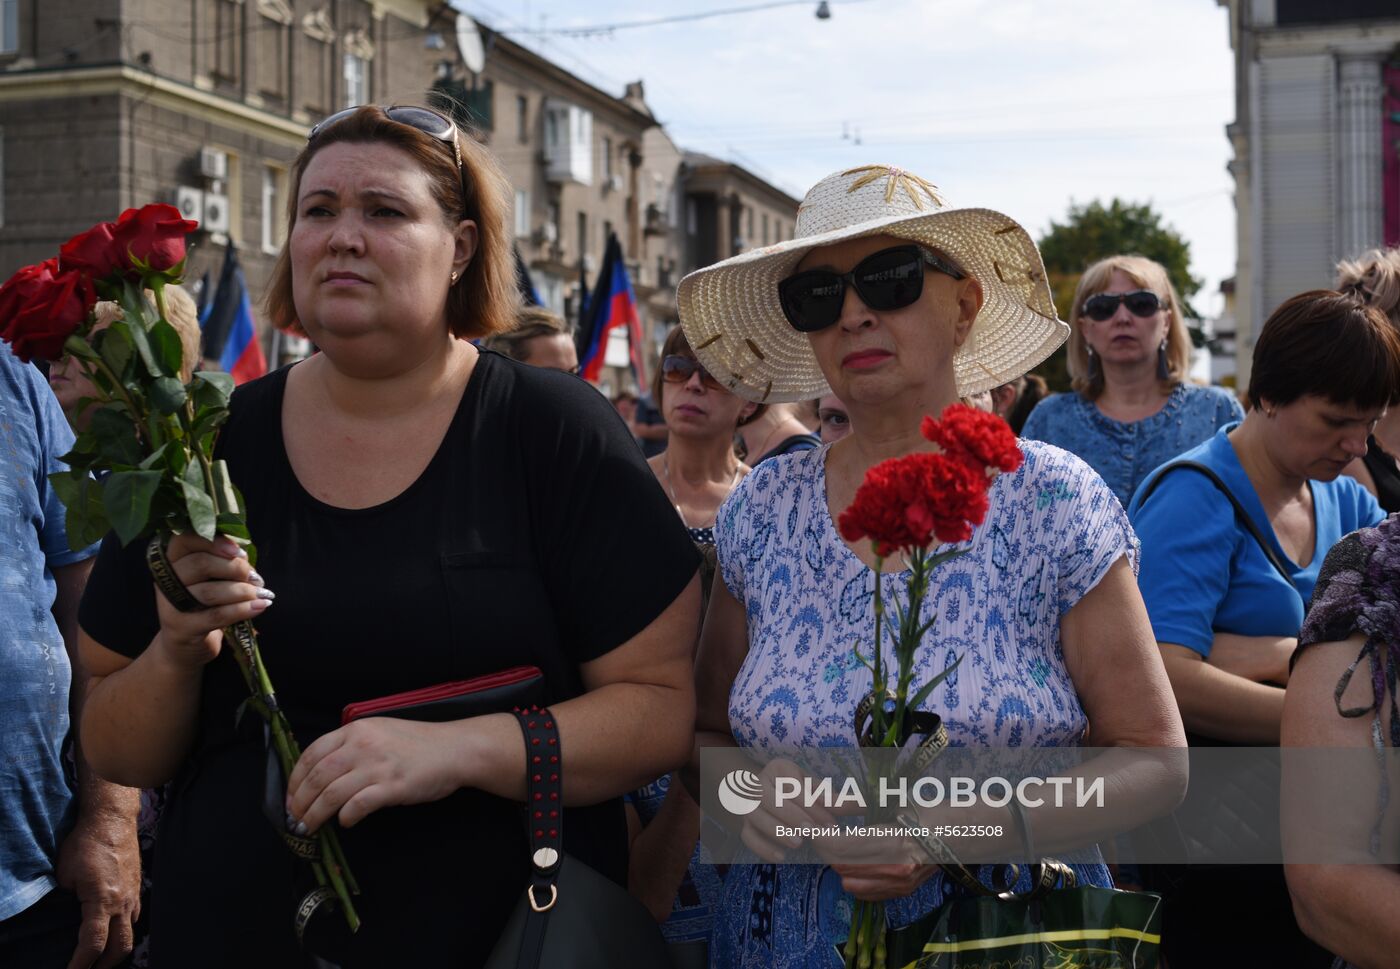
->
<box><xmin>495</xmin><ymin>0</ymin><xmax>879</xmax><ymax>38</ymax></box>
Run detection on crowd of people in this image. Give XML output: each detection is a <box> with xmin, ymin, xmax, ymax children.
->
<box><xmin>2</xmin><ymin>103</ymin><xmax>1399</xmax><ymax>969</ymax></box>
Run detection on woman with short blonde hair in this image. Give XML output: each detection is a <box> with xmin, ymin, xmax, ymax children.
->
<box><xmin>1021</xmin><ymin>254</ymin><xmax>1243</xmax><ymax>505</ymax></box>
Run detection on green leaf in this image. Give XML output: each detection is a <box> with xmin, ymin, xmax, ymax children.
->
<box><xmin>906</xmin><ymin>653</ymin><xmax>964</xmax><ymax>714</ymax></box>
<box><xmin>181</xmin><ymin>459</ymin><xmax>218</xmax><ymax>540</ymax></box>
<box><xmin>138</xmin><ymin>443</ymin><xmax>170</xmax><ymax>471</ymax></box>
<box><xmin>215</xmin><ymin>515</ymin><xmax>251</xmax><ymax>541</ymax></box>
<box><xmin>150</xmin><ymin>376</ymin><xmax>187</xmax><ymax>414</ymax></box>
<box><xmin>190</xmin><ymin>371</ymin><xmax>235</xmax><ymax>411</ymax></box>
<box><xmin>94</xmin><ymin>323</ymin><xmax>133</xmax><ymax>379</ymax></box>
<box><xmin>189</xmin><ymin>406</ymin><xmax>229</xmax><ymax>442</ymax></box>
<box><xmin>50</xmin><ymin>471</ymin><xmax>110</xmax><ymax>548</ymax></box>
<box><xmin>150</xmin><ymin>319</ymin><xmax>185</xmax><ymax>377</ymax></box>
<box><xmin>89</xmin><ymin>406</ymin><xmax>144</xmax><ymax>467</ymax></box>
<box><xmin>102</xmin><ymin>470</ymin><xmax>162</xmax><ymax>545</ymax></box>
<box><xmin>126</xmin><ymin>317</ymin><xmax>161</xmax><ymax>378</ymax></box>
<box><xmin>62</xmin><ymin>333</ymin><xmax>100</xmax><ymax>362</ymax></box>
<box><xmin>210</xmin><ymin>460</ymin><xmax>240</xmax><ymax>516</ymax></box>
<box><xmin>48</xmin><ymin>469</ymin><xmax>84</xmax><ymax>508</ymax></box>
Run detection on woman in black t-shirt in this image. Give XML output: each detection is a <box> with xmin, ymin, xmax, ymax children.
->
<box><xmin>74</xmin><ymin>106</ymin><xmax>699</xmax><ymax>968</ymax></box>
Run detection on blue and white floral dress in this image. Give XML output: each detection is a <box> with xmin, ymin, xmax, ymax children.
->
<box><xmin>708</xmin><ymin>441</ymin><xmax>1138</xmax><ymax>968</ymax></box>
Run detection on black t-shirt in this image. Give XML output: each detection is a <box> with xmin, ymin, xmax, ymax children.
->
<box><xmin>79</xmin><ymin>351</ymin><xmax>697</xmax><ymax>968</ymax></box>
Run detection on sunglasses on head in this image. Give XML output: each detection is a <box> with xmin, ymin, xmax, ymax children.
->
<box><xmin>1081</xmin><ymin>290</ymin><xmax>1163</xmax><ymax>322</ymax></box>
<box><xmin>308</xmin><ymin>105</ymin><xmax>467</xmax><ymax>217</ymax></box>
<box><xmin>661</xmin><ymin>355</ymin><xmax>726</xmax><ymax>391</ymax></box>
<box><xmin>778</xmin><ymin>244</ymin><xmax>965</xmax><ymax>333</ymax></box>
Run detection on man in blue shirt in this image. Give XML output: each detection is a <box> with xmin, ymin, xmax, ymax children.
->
<box><xmin>0</xmin><ymin>348</ymin><xmax>140</xmax><ymax>968</ymax></box>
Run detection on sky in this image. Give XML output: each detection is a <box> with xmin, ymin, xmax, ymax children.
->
<box><xmin>455</xmin><ymin>0</ymin><xmax>1238</xmax><ymax>317</ymax></box>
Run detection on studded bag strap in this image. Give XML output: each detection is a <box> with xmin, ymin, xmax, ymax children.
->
<box><xmin>509</xmin><ymin>705</ymin><xmax>563</xmax><ymax>969</ymax></box>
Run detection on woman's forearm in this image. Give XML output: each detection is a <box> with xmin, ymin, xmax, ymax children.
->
<box><xmin>1287</xmin><ymin>863</ymin><xmax>1400</xmax><ymax>969</ymax></box>
<box><xmin>81</xmin><ymin>633</ymin><xmax>205</xmax><ymax>788</ymax></box>
<box><xmin>1162</xmin><ymin>648</ymin><xmax>1286</xmax><ymax>742</ymax></box>
<box><xmin>1209</xmin><ymin>632</ymin><xmax>1296</xmax><ymax>685</ymax></box>
<box><xmin>455</xmin><ymin>679</ymin><xmax>695</xmax><ymax>805</ymax></box>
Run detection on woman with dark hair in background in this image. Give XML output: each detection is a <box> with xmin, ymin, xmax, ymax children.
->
<box><xmin>1021</xmin><ymin>254</ymin><xmax>1242</xmax><ymax>504</ymax></box>
<box><xmin>1128</xmin><ymin>289</ymin><xmax>1398</xmax><ymax>968</ymax></box>
<box><xmin>1337</xmin><ymin>246</ymin><xmax>1400</xmax><ymax>511</ymax></box>
<box><xmin>74</xmin><ymin>105</ymin><xmax>698</xmax><ymax>967</ymax></box>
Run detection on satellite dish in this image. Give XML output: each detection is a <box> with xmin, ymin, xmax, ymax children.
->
<box><xmin>456</xmin><ymin>14</ymin><xmax>485</xmax><ymax>75</ymax></box>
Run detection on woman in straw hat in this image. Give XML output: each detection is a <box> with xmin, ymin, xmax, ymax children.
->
<box><xmin>683</xmin><ymin>165</ymin><xmax>1185</xmax><ymax>967</ymax></box>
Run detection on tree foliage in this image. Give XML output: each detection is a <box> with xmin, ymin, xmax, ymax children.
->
<box><xmin>1032</xmin><ymin>199</ymin><xmax>1203</xmax><ymax>392</ymax></box>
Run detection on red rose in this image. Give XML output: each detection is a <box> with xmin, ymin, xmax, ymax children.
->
<box><xmin>111</xmin><ymin>203</ymin><xmax>199</xmax><ymax>276</ymax></box>
<box><xmin>838</xmin><ymin>451</ymin><xmax>993</xmax><ymax>556</ymax></box>
<box><xmin>0</xmin><ymin>259</ymin><xmax>95</xmax><ymax>362</ymax></box>
<box><xmin>921</xmin><ymin>404</ymin><xmax>1024</xmax><ymax>475</ymax></box>
<box><xmin>58</xmin><ymin>220</ymin><xmax>121</xmax><ymax>279</ymax></box>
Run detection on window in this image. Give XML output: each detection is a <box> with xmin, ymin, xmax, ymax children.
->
<box><xmin>214</xmin><ymin>0</ymin><xmax>242</xmax><ymax>83</ymax></box>
<box><xmin>1</xmin><ymin>1</ymin><xmax>17</xmax><ymax>55</ymax></box>
<box><xmin>514</xmin><ymin>189</ymin><xmax>529</xmax><ymax>238</ymax></box>
<box><xmin>746</xmin><ymin>206</ymin><xmax>754</xmax><ymax>239</ymax></box>
<box><xmin>577</xmin><ymin>211</ymin><xmax>588</xmax><ymax>259</ymax></box>
<box><xmin>256</xmin><ymin>1</ymin><xmax>293</xmax><ymax>101</ymax></box>
<box><xmin>547</xmin><ymin>201</ymin><xmax>561</xmax><ymax>247</ymax></box>
<box><xmin>603</xmin><ymin>136</ymin><xmax>613</xmax><ymax>180</ymax></box>
<box><xmin>261</xmin><ymin>166</ymin><xmax>287</xmax><ymax>254</ymax></box>
<box><xmin>516</xmin><ymin>95</ymin><xmax>528</xmax><ymax>143</ymax></box>
<box><xmin>602</xmin><ymin>219</ymin><xmax>613</xmax><ymax>248</ymax></box>
<box><xmin>343</xmin><ymin>53</ymin><xmax>367</xmax><ymax>108</ymax></box>
<box><xmin>542</xmin><ymin>100</ymin><xmax>593</xmax><ymax>185</ymax></box>
<box><xmin>762</xmin><ymin>213</ymin><xmax>769</xmax><ymax>246</ymax></box>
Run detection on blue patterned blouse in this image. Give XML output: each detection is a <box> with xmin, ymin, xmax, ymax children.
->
<box><xmin>1020</xmin><ymin>383</ymin><xmax>1244</xmax><ymax>507</ymax></box>
<box><xmin>707</xmin><ymin>442</ymin><xmax>1138</xmax><ymax>968</ymax></box>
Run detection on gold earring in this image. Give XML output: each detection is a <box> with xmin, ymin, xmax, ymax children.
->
<box><xmin>450</xmin><ymin>271</ymin><xmax>459</xmax><ymax>284</ymax></box>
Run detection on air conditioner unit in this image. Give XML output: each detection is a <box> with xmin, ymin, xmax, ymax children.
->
<box><xmin>176</xmin><ymin>186</ymin><xmax>204</xmax><ymax>224</ymax></box>
<box><xmin>202</xmin><ymin>192</ymin><xmax>231</xmax><ymax>234</ymax></box>
<box><xmin>199</xmin><ymin>147</ymin><xmax>229</xmax><ymax>181</ymax></box>
<box><xmin>605</xmin><ymin>173</ymin><xmax>624</xmax><ymax>192</ymax></box>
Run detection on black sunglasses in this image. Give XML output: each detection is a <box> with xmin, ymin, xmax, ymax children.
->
<box><xmin>778</xmin><ymin>244</ymin><xmax>965</xmax><ymax>333</ymax></box>
<box><xmin>308</xmin><ymin>105</ymin><xmax>467</xmax><ymax>217</ymax></box>
<box><xmin>661</xmin><ymin>355</ymin><xmax>726</xmax><ymax>391</ymax></box>
<box><xmin>1082</xmin><ymin>290</ymin><xmax>1163</xmax><ymax>322</ymax></box>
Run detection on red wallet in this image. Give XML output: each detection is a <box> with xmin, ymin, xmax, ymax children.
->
<box><xmin>340</xmin><ymin>665</ymin><xmax>545</xmax><ymax>726</ymax></box>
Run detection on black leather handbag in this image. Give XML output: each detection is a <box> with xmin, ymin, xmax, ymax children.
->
<box><xmin>483</xmin><ymin>706</ymin><xmax>673</xmax><ymax>969</ymax></box>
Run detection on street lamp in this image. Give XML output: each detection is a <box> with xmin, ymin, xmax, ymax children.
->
<box><xmin>816</xmin><ymin>2</ymin><xmax>831</xmax><ymax>19</ymax></box>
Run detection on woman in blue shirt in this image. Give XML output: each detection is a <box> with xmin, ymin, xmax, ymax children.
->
<box><xmin>1128</xmin><ymin>289</ymin><xmax>1399</xmax><ymax>969</ymax></box>
<box><xmin>1021</xmin><ymin>255</ymin><xmax>1242</xmax><ymax>504</ymax></box>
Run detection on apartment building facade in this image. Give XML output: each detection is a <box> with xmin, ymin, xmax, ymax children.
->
<box><xmin>0</xmin><ymin>0</ymin><xmax>445</xmax><ymax>365</ymax></box>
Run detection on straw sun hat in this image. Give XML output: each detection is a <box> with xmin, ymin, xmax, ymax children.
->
<box><xmin>676</xmin><ymin>164</ymin><xmax>1068</xmax><ymax>403</ymax></box>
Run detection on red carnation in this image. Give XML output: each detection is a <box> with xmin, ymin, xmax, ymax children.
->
<box><xmin>111</xmin><ymin>203</ymin><xmax>199</xmax><ymax>276</ymax></box>
<box><xmin>839</xmin><ymin>451</ymin><xmax>993</xmax><ymax>556</ymax></box>
<box><xmin>0</xmin><ymin>259</ymin><xmax>95</xmax><ymax>362</ymax></box>
<box><xmin>922</xmin><ymin>403</ymin><xmax>1023</xmax><ymax>474</ymax></box>
<box><xmin>58</xmin><ymin>220</ymin><xmax>122</xmax><ymax>279</ymax></box>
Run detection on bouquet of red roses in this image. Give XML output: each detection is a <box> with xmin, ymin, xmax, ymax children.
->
<box><xmin>835</xmin><ymin>403</ymin><xmax>1023</xmax><ymax>969</ymax></box>
<box><xmin>0</xmin><ymin>206</ymin><xmax>360</xmax><ymax>934</ymax></box>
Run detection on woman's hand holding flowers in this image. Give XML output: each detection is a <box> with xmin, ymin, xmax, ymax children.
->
<box><xmin>152</xmin><ymin>534</ymin><xmax>271</xmax><ymax>670</ymax></box>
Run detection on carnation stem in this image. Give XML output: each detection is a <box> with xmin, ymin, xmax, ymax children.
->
<box><xmin>871</xmin><ymin>557</ymin><xmax>886</xmax><ymax>740</ymax></box>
